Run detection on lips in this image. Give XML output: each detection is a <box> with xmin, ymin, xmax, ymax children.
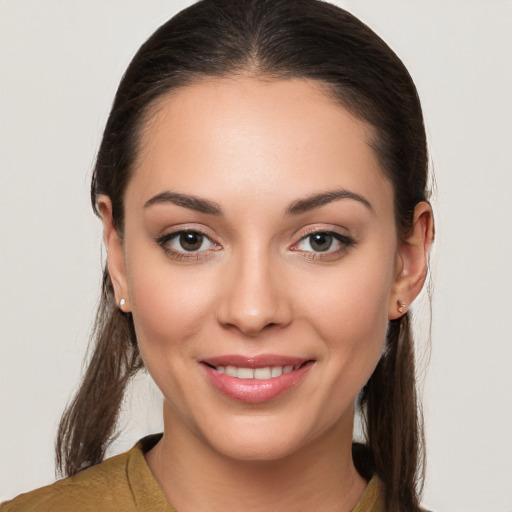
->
<box><xmin>200</xmin><ymin>355</ymin><xmax>314</xmax><ymax>403</ymax></box>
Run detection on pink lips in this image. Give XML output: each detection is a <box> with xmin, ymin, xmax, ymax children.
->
<box><xmin>201</xmin><ymin>354</ymin><xmax>314</xmax><ymax>404</ymax></box>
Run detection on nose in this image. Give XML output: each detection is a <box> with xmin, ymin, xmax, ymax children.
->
<box><xmin>215</xmin><ymin>247</ymin><xmax>293</xmax><ymax>337</ymax></box>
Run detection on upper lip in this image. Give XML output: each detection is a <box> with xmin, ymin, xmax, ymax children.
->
<box><xmin>201</xmin><ymin>354</ymin><xmax>312</xmax><ymax>368</ymax></box>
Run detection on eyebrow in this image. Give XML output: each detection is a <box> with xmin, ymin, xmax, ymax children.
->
<box><xmin>144</xmin><ymin>191</ymin><xmax>223</xmax><ymax>215</ymax></box>
<box><xmin>143</xmin><ymin>188</ymin><xmax>372</xmax><ymax>216</ymax></box>
<box><xmin>285</xmin><ymin>189</ymin><xmax>373</xmax><ymax>215</ymax></box>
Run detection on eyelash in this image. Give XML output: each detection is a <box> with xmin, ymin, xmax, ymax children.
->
<box><xmin>156</xmin><ymin>229</ymin><xmax>219</xmax><ymax>261</ymax></box>
<box><xmin>291</xmin><ymin>229</ymin><xmax>355</xmax><ymax>261</ymax></box>
<box><xmin>155</xmin><ymin>228</ymin><xmax>355</xmax><ymax>262</ymax></box>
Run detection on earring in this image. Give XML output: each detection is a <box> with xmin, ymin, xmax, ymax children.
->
<box><xmin>397</xmin><ymin>300</ymin><xmax>406</xmax><ymax>314</ymax></box>
<box><xmin>119</xmin><ymin>298</ymin><xmax>126</xmax><ymax>310</ymax></box>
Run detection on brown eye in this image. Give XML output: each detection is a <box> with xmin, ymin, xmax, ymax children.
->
<box><xmin>156</xmin><ymin>230</ymin><xmax>218</xmax><ymax>259</ymax></box>
<box><xmin>179</xmin><ymin>232</ymin><xmax>204</xmax><ymax>251</ymax></box>
<box><xmin>308</xmin><ymin>233</ymin><xmax>333</xmax><ymax>252</ymax></box>
<box><xmin>293</xmin><ymin>230</ymin><xmax>355</xmax><ymax>260</ymax></box>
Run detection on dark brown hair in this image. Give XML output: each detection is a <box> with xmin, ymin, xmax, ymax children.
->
<box><xmin>56</xmin><ymin>1</ymin><xmax>430</xmax><ymax>510</ymax></box>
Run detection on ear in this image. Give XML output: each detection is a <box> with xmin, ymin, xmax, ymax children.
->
<box><xmin>388</xmin><ymin>201</ymin><xmax>434</xmax><ymax>319</ymax></box>
<box><xmin>97</xmin><ymin>195</ymin><xmax>131</xmax><ymax>313</ymax></box>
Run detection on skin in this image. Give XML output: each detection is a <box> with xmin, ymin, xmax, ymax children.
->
<box><xmin>99</xmin><ymin>76</ymin><xmax>433</xmax><ymax>512</ymax></box>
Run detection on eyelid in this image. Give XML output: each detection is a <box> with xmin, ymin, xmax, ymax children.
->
<box><xmin>155</xmin><ymin>226</ymin><xmax>221</xmax><ymax>260</ymax></box>
<box><xmin>290</xmin><ymin>225</ymin><xmax>356</xmax><ymax>260</ymax></box>
<box><xmin>155</xmin><ymin>223</ymin><xmax>219</xmax><ymax>244</ymax></box>
<box><xmin>154</xmin><ymin>223</ymin><xmax>355</xmax><ymax>262</ymax></box>
<box><xmin>293</xmin><ymin>224</ymin><xmax>353</xmax><ymax>245</ymax></box>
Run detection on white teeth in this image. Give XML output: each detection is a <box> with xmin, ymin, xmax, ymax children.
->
<box><xmin>271</xmin><ymin>366</ymin><xmax>283</xmax><ymax>377</ymax></box>
<box><xmin>254</xmin><ymin>367</ymin><xmax>272</xmax><ymax>380</ymax></box>
<box><xmin>225</xmin><ymin>365</ymin><xmax>237</xmax><ymax>377</ymax></box>
<box><xmin>214</xmin><ymin>364</ymin><xmax>301</xmax><ymax>379</ymax></box>
<box><xmin>237</xmin><ymin>367</ymin><xmax>254</xmax><ymax>379</ymax></box>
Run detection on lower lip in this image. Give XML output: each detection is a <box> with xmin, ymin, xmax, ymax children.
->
<box><xmin>202</xmin><ymin>362</ymin><xmax>314</xmax><ymax>404</ymax></box>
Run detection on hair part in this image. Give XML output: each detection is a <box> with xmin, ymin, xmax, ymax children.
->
<box><xmin>57</xmin><ymin>1</ymin><xmax>430</xmax><ymax>510</ymax></box>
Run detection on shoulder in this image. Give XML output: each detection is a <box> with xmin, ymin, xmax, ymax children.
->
<box><xmin>1</xmin><ymin>449</ymin><xmax>135</xmax><ymax>512</ymax></box>
<box><xmin>352</xmin><ymin>475</ymin><xmax>385</xmax><ymax>512</ymax></box>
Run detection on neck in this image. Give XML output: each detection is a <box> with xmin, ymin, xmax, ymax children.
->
<box><xmin>146</xmin><ymin>405</ymin><xmax>367</xmax><ymax>512</ymax></box>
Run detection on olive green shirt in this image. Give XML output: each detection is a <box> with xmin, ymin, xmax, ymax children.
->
<box><xmin>1</xmin><ymin>435</ymin><xmax>384</xmax><ymax>511</ymax></box>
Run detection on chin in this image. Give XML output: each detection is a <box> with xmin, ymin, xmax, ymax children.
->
<box><xmin>210</xmin><ymin>433</ymin><xmax>305</xmax><ymax>463</ymax></box>
<box><xmin>197</xmin><ymin>410</ymin><xmax>346</xmax><ymax>464</ymax></box>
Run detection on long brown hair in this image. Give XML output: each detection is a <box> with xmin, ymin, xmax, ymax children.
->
<box><xmin>56</xmin><ymin>1</ymin><xmax>431</xmax><ymax>510</ymax></box>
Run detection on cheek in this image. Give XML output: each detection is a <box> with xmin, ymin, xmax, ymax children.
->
<box><xmin>126</xmin><ymin>263</ymin><xmax>219</xmax><ymax>415</ymax></box>
<box><xmin>125</xmin><ymin>251</ymin><xmax>216</xmax><ymax>360</ymax></box>
<box><xmin>299</xmin><ymin>249</ymin><xmax>395</xmax><ymax>384</ymax></box>
<box><xmin>302</xmin><ymin>251</ymin><xmax>394</xmax><ymax>335</ymax></box>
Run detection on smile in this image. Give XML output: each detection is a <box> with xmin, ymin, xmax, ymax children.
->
<box><xmin>201</xmin><ymin>356</ymin><xmax>314</xmax><ymax>403</ymax></box>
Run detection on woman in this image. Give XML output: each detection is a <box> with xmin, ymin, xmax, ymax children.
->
<box><xmin>2</xmin><ymin>0</ymin><xmax>434</xmax><ymax>511</ymax></box>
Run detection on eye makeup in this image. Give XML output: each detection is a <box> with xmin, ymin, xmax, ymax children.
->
<box><xmin>155</xmin><ymin>229</ymin><xmax>221</xmax><ymax>261</ymax></box>
<box><xmin>154</xmin><ymin>224</ymin><xmax>356</xmax><ymax>264</ymax></box>
<box><xmin>290</xmin><ymin>227</ymin><xmax>356</xmax><ymax>262</ymax></box>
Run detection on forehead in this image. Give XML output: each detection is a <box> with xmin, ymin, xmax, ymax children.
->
<box><xmin>128</xmin><ymin>76</ymin><xmax>392</xmax><ymax>215</ymax></box>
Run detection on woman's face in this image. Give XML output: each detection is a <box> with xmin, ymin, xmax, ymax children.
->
<box><xmin>112</xmin><ymin>77</ymin><xmax>405</xmax><ymax>460</ymax></box>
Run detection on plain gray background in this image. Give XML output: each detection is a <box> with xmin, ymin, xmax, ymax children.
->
<box><xmin>1</xmin><ymin>1</ymin><xmax>511</xmax><ymax>510</ymax></box>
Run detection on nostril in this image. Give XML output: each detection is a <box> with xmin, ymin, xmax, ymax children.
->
<box><xmin>215</xmin><ymin>288</ymin><xmax>293</xmax><ymax>336</ymax></box>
